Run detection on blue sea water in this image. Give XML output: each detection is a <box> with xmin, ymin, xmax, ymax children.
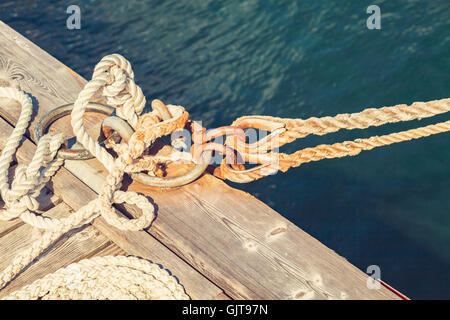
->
<box><xmin>1</xmin><ymin>0</ymin><xmax>449</xmax><ymax>299</ymax></box>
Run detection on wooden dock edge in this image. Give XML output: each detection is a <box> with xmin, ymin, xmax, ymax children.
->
<box><xmin>0</xmin><ymin>20</ymin><xmax>400</xmax><ymax>300</ymax></box>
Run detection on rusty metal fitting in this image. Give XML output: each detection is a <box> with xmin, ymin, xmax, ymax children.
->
<box><xmin>34</xmin><ymin>102</ymin><xmax>114</xmax><ymax>160</ymax></box>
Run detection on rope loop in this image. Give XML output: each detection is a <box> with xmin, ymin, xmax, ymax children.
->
<box><xmin>99</xmin><ymin>190</ymin><xmax>155</xmax><ymax>231</ymax></box>
<box><xmin>92</xmin><ymin>54</ymin><xmax>145</xmax><ymax>128</ymax></box>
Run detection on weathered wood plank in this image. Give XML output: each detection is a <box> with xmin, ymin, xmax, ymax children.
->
<box><xmin>0</xmin><ymin>203</ymin><xmax>71</xmax><ymax>268</ymax></box>
<box><xmin>90</xmin><ymin>242</ymin><xmax>127</xmax><ymax>257</ymax></box>
<box><xmin>0</xmin><ymin>217</ymin><xmax>23</xmax><ymax>238</ymax></box>
<box><xmin>0</xmin><ymin>21</ymin><xmax>399</xmax><ymax>299</ymax></box>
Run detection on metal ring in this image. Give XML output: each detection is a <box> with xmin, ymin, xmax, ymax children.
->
<box><xmin>34</xmin><ymin>102</ymin><xmax>115</xmax><ymax>160</ymax></box>
<box><xmin>101</xmin><ymin>116</ymin><xmax>134</xmax><ymax>143</ymax></box>
<box><xmin>131</xmin><ymin>150</ymin><xmax>213</xmax><ymax>188</ymax></box>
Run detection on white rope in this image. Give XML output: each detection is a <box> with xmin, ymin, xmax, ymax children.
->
<box><xmin>0</xmin><ymin>87</ymin><xmax>66</xmax><ymax>229</ymax></box>
<box><xmin>0</xmin><ymin>55</ymin><xmax>190</xmax><ymax>300</ymax></box>
<box><xmin>3</xmin><ymin>256</ymin><xmax>189</xmax><ymax>300</ymax></box>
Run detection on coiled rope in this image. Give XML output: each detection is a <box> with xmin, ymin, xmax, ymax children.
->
<box><xmin>3</xmin><ymin>256</ymin><xmax>188</xmax><ymax>300</ymax></box>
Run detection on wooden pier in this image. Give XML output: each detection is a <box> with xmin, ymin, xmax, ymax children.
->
<box><xmin>0</xmin><ymin>21</ymin><xmax>400</xmax><ymax>300</ymax></box>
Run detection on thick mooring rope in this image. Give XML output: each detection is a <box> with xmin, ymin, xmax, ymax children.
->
<box><xmin>233</xmin><ymin>98</ymin><xmax>450</xmax><ymax>144</ymax></box>
<box><xmin>0</xmin><ymin>53</ymin><xmax>448</xmax><ymax>300</ymax></box>
<box><xmin>0</xmin><ymin>87</ymin><xmax>65</xmax><ymax>229</ymax></box>
<box><xmin>0</xmin><ymin>55</ymin><xmax>189</xmax><ymax>300</ymax></box>
<box><xmin>217</xmin><ymin>99</ymin><xmax>450</xmax><ymax>182</ymax></box>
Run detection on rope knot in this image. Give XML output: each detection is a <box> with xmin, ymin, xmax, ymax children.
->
<box><xmin>91</xmin><ymin>54</ymin><xmax>145</xmax><ymax>129</ymax></box>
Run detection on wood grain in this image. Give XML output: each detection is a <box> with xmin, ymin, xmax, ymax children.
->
<box><xmin>0</xmin><ymin>21</ymin><xmax>400</xmax><ymax>299</ymax></box>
